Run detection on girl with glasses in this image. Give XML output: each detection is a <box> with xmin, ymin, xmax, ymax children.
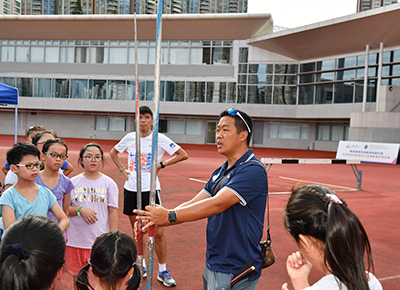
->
<box><xmin>65</xmin><ymin>143</ymin><xmax>119</xmax><ymax>283</ymax></box>
<box><xmin>34</xmin><ymin>139</ymin><xmax>74</xmax><ymax>225</ymax></box>
<box><xmin>282</xmin><ymin>185</ymin><xmax>382</xmax><ymax>290</ymax></box>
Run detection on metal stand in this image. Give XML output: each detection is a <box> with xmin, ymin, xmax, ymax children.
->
<box><xmin>351</xmin><ymin>164</ymin><xmax>362</xmax><ymax>190</ymax></box>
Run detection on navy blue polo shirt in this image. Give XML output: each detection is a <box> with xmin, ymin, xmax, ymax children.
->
<box><xmin>203</xmin><ymin>149</ymin><xmax>268</xmax><ymax>280</ymax></box>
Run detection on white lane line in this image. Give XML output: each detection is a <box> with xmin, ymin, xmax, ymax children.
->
<box><xmin>379</xmin><ymin>274</ymin><xmax>400</xmax><ymax>281</ymax></box>
<box><xmin>189</xmin><ymin>178</ymin><xmax>207</xmax><ymax>184</ymax></box>
<box><xmin>278</xmin><ymin>176</ymin><xmax>358</xmax><ymax>191</ymax></box>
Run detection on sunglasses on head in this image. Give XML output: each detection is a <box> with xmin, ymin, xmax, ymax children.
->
<box><xmin>226</xmin><ymin>109</ymin><xmax>251</xmax><ymax>133</ymax></box>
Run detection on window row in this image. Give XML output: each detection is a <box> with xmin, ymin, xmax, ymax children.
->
<box><xmin>298</xmin><ymin>81</ymin><xmax>377</xmax><ymax>105</ymax></box>
<box><xmin>300</xmin><ymin>49</ymin><xmax>400</xmax><ymax>73</ymax></box>
<box><xmin>0</xmin><ymin>40</ymin><xmax>233</xmax><ymax>65</ymax></box>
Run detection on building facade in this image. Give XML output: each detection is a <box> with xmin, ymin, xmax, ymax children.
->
<box><xmin>0</xmin><ymin>10</ymin><xmax>399</xmax><ymax>151</ymax></box>
<box><xmin>357</xmin><ymin>0</ymin><xmax>398</xmax><ymax>12</ymax></box>
<box><xmin>1</xmin><ymin>0</ymin><xmax>21</xmax><ymax>14</ymax></box>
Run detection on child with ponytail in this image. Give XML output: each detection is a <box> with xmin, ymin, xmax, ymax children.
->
<box><xmin>282</xmin><ymin>184</ymin><xmax>382</xmax><ymax>290</ymax></box>
<box><xmin>76</xmin><ymin>230</ymin><xmax>140</xmax><ymax>290</ymax></box>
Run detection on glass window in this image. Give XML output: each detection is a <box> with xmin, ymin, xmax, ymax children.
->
<box><xmin>300</xmin><ymin>124</ymin><xmax>309</xmax><ymax>140</ymax></box>
<box><xmin>206</xmin><ymin>82</ymin><xmax>226</xmax><ymax>103</ymax></box>
<box><xmin>212</xmin><ymin>47</ymin><xmax>231</xmax><ymax>64</ymax></box>
<box><xmin>146</xmin><ymin>81</ymin><xmax>154</xmax><ymax>101</ymax></box>
<box><xmin>138</xmin><ymin>47</ymin><xmax>147</xmax><ymax>64</ymax></box>
<box><xmin>89</xmin><ymin>47</ymin><xmax>105</xmax><ymax>63</ymax></box>
<box><xmin>367</xmin><ymin>79</ymin><xmax>376</xmax><ymax>102</ymax></box>
<box><xmin>60</xmin><ymin>47</ymin><xmax>74</xmax><ymax>63</ymax></box>
<box><xmin>253</xmin><ymin>121</ymin><xmax>264</xmax><ymax>144</ymax></box>
<box><xmin>336</xmin><ymin>69</ymin><xmax>355</xmax><ymax>81</ymax></box>
<box><xmin>239</xmin><ymin>64</ymin><xmax>247</xmax><ymax>73</ymax></box>
<box><xmin>227</xmin><ymin>82</ymin><xmax>236</xmax><ymax>103</ymax></box>
<box><xmin>45</xmin><ymin>47</ymin><xmax>59</xmax><ymax>63</ymax></box>
<box><xmin>393</xmin><ymin>49</ymin><xmax>400</xmax><ymax>62</ymax></box>
<box><xmin>273</xmin><ymin>86</ymin><xmax>296</xmax><ymax>105</ymax></box>
<box><xmin>334</xmin><ymin>82</ymin><xmax>354</xmax><ymax>103</ymax></box>
<box><xmin>17</xmin><ymin>78</ymin><xmax>33</xmax><ymax>97</ymax></box>
<box><xmin>268</xmin><ymin>123</ymin><xmax>278</xmax><ymax>139</ymax></box>
<box><xmin>34</xmin><ymin>78</ymin><xmax>51</xmax><ymax>98</ymax></box>
<box><xmin>300</xmin><ymin>62</ymin><xmax>315</xmax><ymax>72</ymax></box>
<box><xmin>299</xmin><ymin>85</ymin><xmax>314</xmax><ymax>104</ymax></box>
<box><xmin>248</xmin><ymin>74</ymin><xmax>271</xmax><ymax>85</ymax></box>
<box><xmin>239</xmin><ymin>47</ymin><xmax>248</xmax><ymax>63</ymax></box>
<box><xmin>169</xmin><ymin>120</ymin><xmax>185</xmax><ymax>134</ymax></box>
<box><xmin>331</xmin><ymin>125</ymin><xmax>344</xmax><ymax>141</ymax></box>
<box><xmin>89</xmin><ymin>79</ymin><xmax>107</xmax><ymax>99</ymax></box>
<box><xmin>382</xmin><ymin>51</ymin><xmax>391</xmax><ymax>63</ymax></box>
<box><xmin>237</xmin><ymin>85</ymin><xmax>246</xmax><ymax>103</ymax></box>
<box><xmin>186</xmin><ymin>81</ymin><xmax>205</xmax><ymax>102</ymax></box>
<box><xmin>355</xmin><ymin>81</ymin><xmax>364</xmax><ymax>103</ymax></box>
<box><xmin>15</xmin><ymin>46</ymin><xmax>29</xmax><ymax>62</ymax></box>
<box><xmin>274</xmin><ymin>75</ymin><xmax>296</xmax><ymax>85</ymax></box>
<box><xmin>238</xmin><ymin>75</ymin><xmax>247</xmax><ymax>84</ymax></box>
<box><xmin>0</xmin><ymin>77</ymin><xmax>15</xmax><ymax>87</ymax></box>
<box><xmin>95</xmin><ymin>116</ymin><xmax>108</xmax><ymax>130</ymax></box>
<box><xmin>71</xmin><ymin>79</ymin><xmax>88</xmax><ymax>99</ymax></box>
<box><xmin>52</xmin><ymin>79</ymin><xmax>69</xmax><ymax>98</ymax></box>
<box><xmin>248</xmin><ymin>64</ymin><xmax>273</xmax><ymax>74</ymax></box>
<box><xmin>247</xmin><ymin>85</ymin><xmax>271</xmax><ymax>104</ymax></box>
<box><xmin>202</xmin><ymin>47</ymin><xmax>211</xmax><ymax>65</ymax></box>
<box><xmin>170</xmin><ymin>48</ymin><xmax>189</xmax><ymax>64</ymax></box>
<box><xmin>108</xmin><ymin>80</ymin><xmax>126</xmax><ymax>100</ymax></box>
<box><xmin>75</xmin><ymin>47</ymin><xmax>89</xmax><ymax>63</ymax></box>
<box><xmin>30</xmin><ymin>47</ymin><xmax>44</xmax><ymax>62</ymax></box>
<box><xmin>190</xmin><ymin>48</ymin><xmax>202</xmax><ymax>65</ymax></box>
<box><xmin>337</xmin><ymin>56</ymin><xmax>356</xmax><ymax>68</ymax></box>
<box><xmin>299</xmin><ymin>74</ymin><xmax>314</xmax><ymax>84</ymax></box>
<box><xmin>392</xmin><ymin>64</ymin><xmax>400</xmax><ymax>76</ymax></box>
<box><xmin>1</xmin><ymin>46</ymin><xmax>14</xmax><ymax>62</ymax></box>
<box><xmin>317</xmin><ymin>124</ymin><xmax>330</xmax><ymax>141</ymax></box>
<box><xmin>315</xmin><ymin>83</ymin><xmax>333</xmax><ymax>104</ymax></box>
<box><xmin>165</xmin><ymin>81</ymin><xmax>185</xmax><ymax>102</ymax></box>
<box><xmin>278</xmin><ymin>123</ymin><xmax>300</xmax><ymax>139</ymax></box>
<box><xmin>109</xmin><ymin>47</ymin><xmax>127</xmax><ymax>64</ymax></box>
<box><xmin>316</xmin><ymin>59</ymin><xmax>335</xmax><ymax>71</ymax></box>
<box><xmin>186</xmin><ymin>120</ymin><xmax>201</xmax><ymax>135</ymax></box>
<box><xmin>316</xmin><ymin>72</ymin><xmax>334</xmax><ymax>82</ymax></box>
<box><xmin>109</xmin><ymin>117</ymin><xmax>126</xmax><ymax>131</ymax></box>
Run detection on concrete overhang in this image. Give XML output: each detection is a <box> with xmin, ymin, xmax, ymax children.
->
<box><xmin>247</xmin><ymin>3</ymin><xmax>400</xmax><ymax>61</ymax></box>
<box><xmin>0</xmin><ymin>13</ymin><xmax>273</xmax><ymax>41</ymax></box>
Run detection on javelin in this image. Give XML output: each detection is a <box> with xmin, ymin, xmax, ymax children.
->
<box><xmin>147</xmin><ymin>0</ymin><xmax>163</xmax><ymax>288</ymax></box>
<box><xmin>133</xmin><ymin>12</ymin><xmax>144</xmax><ymax>290</ymax></box>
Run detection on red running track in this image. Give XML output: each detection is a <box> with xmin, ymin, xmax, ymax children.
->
<box><xmin>0</xmin><ymin>135</ymin><xmax>399</xmax><ymax>289</ymax></box>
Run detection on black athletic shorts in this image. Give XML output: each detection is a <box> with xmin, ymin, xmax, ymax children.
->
<box><xmin>123</xmin><ymin>189</ymin><xmax>162</xmax><ymax>216</ymax></box>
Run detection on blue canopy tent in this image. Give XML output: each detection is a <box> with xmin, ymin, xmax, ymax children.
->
<box><xmin>0</xmin><ymin>83</ymin><xmax>18</xmax><ymax>143</ymax></box>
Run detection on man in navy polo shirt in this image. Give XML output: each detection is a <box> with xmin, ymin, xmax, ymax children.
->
<box><xmin>135</xmin><ymin>108</ymin><xmax>268</xmax><ymax>290</ymax></box>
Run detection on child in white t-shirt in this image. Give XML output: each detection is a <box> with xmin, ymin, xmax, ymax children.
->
<box><xmin>65</xmin><ymin>143</ymin><xmax>119</xmax><ymax>277</ymax></box>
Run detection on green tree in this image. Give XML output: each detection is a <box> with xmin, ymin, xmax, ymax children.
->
<box><xmin>72</xmin><ymin>0</ymin><xmax>83</xmax><ymax>14</ymax></box>
<box><xmin>111</xmin><ymin>9</ymin><xmax>117</xmax><ymax>14</ymax></box>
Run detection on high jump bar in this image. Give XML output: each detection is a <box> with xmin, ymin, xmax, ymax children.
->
<box><xmin>261</xmin><ymin>158</ymin><xmax>362</xmax><ymax>190</ymax></box>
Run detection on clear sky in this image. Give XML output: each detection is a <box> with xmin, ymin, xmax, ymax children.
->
<box><xmin>248</xmin><ymin>0</ymin><xmax>358</xmax><ymax>28</ymax></box>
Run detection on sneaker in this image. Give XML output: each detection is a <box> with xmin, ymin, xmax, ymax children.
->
<box><xmin>157</xmin><ymin>270</ymin><xmax>176</xmax><ymax>287</ymax></box>
<box><xmin>142</xmin><ymin>266</ymin><xmax>147</xmax><ymax>278</ymax></box>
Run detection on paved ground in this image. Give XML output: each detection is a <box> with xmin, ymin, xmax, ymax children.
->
<box><xmin>0</xmin><ymin>135</ymin><xmax>399</xmax><ymax>289</ymax></box>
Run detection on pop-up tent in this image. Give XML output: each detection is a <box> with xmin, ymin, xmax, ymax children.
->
<box><xmin>0</xmin><ymin>83</ymin><xmax>18</xmax><ymax>143</ymax></box>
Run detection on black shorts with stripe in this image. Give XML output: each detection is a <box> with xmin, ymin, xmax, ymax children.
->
<box><xmin>123</xmin><ymin>189</ymin><xmax>162</xmax><ymax>216</ymax></box>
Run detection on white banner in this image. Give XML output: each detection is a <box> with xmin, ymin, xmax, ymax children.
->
<box><xmin>336</xmin><ymin>141</ymin><xmax>399</xmax><ymax>164</ymax></box>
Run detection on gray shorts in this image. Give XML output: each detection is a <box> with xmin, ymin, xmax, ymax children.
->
<box><xmin>202</xmin><ymin>266</ymin><xmax>258</xmax><ymax>290</ymax></box>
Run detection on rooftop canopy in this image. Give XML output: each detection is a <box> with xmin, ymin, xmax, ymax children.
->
<box><xmin>0</xmin><ymin>13</ymin><xmax>273</xmax><ymax>41</ymax></box>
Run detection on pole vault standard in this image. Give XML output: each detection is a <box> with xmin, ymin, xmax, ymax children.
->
<box><xmin>134</xmin><ymin>13</ymin><xmax>144</xmax><ymax>290</ymax></box>
<box><xmin>147</xmin><ymin>0</ymin><xmax>163</xmax><ymax>289</ymax></box>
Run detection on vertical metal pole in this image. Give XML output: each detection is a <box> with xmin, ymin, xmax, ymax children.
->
<box><xmin>376</xmin><ymin>42</ymin><xmax>384</xmax><ymax>112</ymax></box>
<box><xmin>134</xmin><ymin>13</ymin><xmax>144</xmax><ymax>290</ymax></box>
<box><xmin>14</xmin><ymin>105</ymin><xmax>18</xmax><ymax>144</ymax></box>
<box><xmin>362</xmin><ymin>44</ymin><xmax>369</xmax><ymax>112</ymax></box>
<box><xmin>147</xmin><ymin>0</ymin><xmax>163</xmax><ymax>289</ymax></box>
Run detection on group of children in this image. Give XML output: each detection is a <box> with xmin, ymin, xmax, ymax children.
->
<box><xmin>0</xmin><ymin>125</ymin><xmax>138</xmax><ymax>290</ymax></box>
<box><xmin>0</xmin><ymin>125</ymin><xmax>383</xmax><ymax>290</ymax></box>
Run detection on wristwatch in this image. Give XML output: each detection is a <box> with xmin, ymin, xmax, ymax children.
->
<box><xmin>168</xmin><ymin>210</ymin><xmax>177</xmax><ymax>224</ymax></box>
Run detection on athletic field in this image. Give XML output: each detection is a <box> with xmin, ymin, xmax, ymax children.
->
<box><xmin>0</xmin><ymin>135</ymin><xmax>399</xmax><ymax>289</ymax></box>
